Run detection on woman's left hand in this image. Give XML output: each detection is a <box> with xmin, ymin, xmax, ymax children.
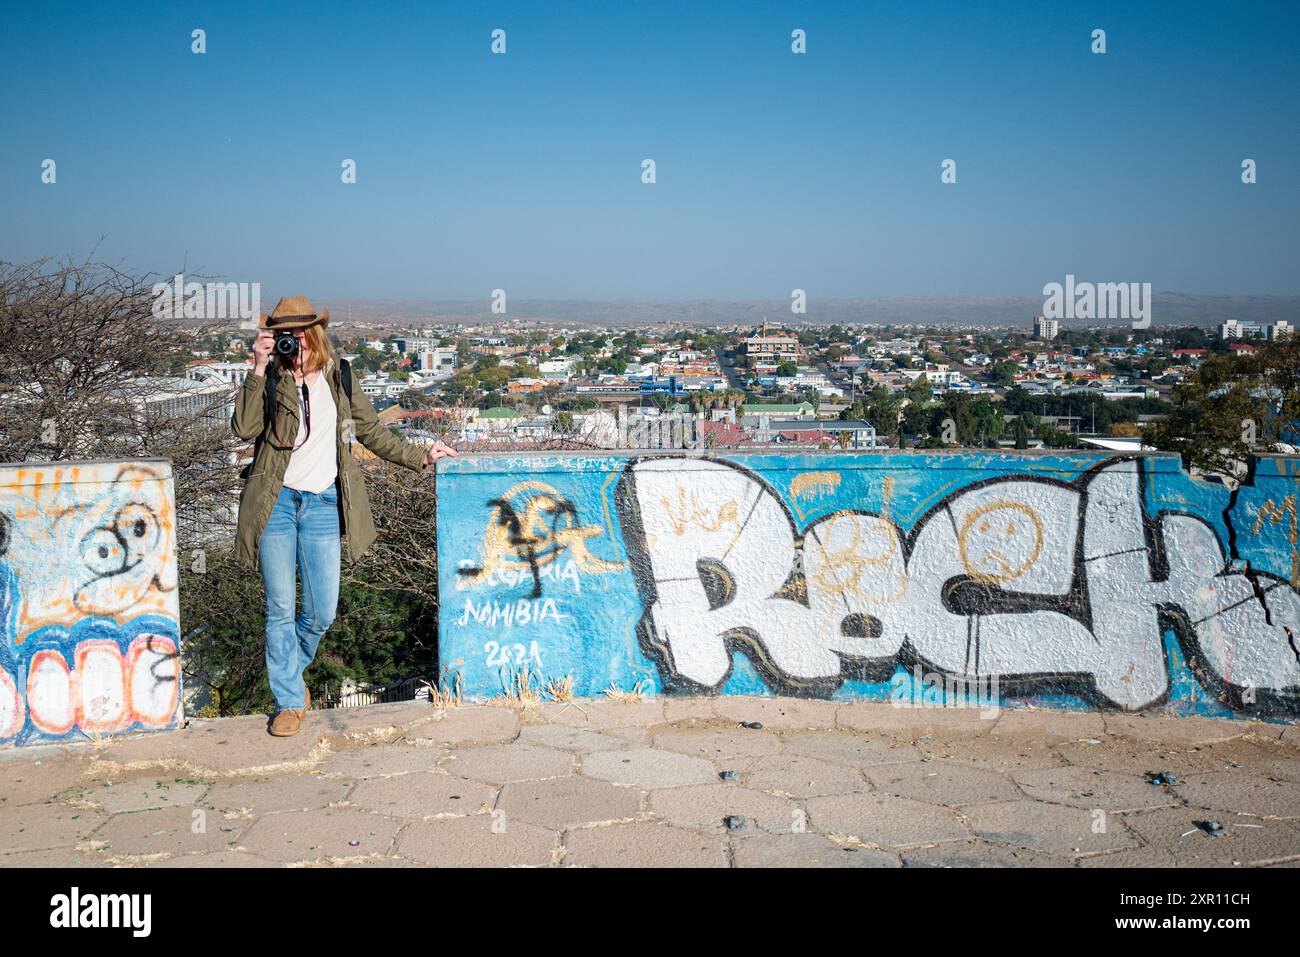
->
<box><xmin>425</xmin><ymin>442</ymin><xmax>458</xmax><ymax>465</ymax></box>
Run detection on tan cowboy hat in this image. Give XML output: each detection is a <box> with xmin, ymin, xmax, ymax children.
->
<box><xmin>258</xmin><ymin>295</ymin><xmax>330</xmax><ymax>331</ymax></box>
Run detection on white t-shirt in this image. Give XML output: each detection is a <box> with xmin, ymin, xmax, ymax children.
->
<box><xmin>281</xmin><ymin>365</ymin><xmax>339</xmax><ymax>494</ymax></box>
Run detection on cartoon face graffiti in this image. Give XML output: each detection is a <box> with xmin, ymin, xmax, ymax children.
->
<box><xmin>0</xmin><ymin>460</ymin><xmax>182</xmax><ymax>746</ymax></box>
<box><xmin>0</xmin><ymin>462</ymin><xmax>177</xmax><ymax>647</ymax></box>
<box><xmin>957</xmin><ymin>501</ymin><xmax>1044</xmax><ymax>585</ymax></box>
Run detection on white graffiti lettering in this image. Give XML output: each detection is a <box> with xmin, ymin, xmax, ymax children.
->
<box><xmin>620</xmin><ymin>458</ymin><xmax>1300</xmax><ymax>710</ymax></box>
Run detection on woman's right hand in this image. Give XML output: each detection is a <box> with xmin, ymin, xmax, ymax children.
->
<box><xmin>251</xmin><ymin>331</ymin><xmax>274</xmax><ymax>374</ymax></box>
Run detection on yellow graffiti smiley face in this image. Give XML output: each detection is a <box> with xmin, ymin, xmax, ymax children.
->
<box><xmin>957</xmin><ymin>501</ymin><xmax>1044</xmax><ymax>585</ymax></box>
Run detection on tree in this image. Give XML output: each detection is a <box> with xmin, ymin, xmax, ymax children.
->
<box><xmin>1144</xmin><ymin>337</ymin><xmax>1300</xmax><ymax>476</ymax></box>
<box><xmin>1013</xmin><ymin>415</ymin><xmax>1030</xmax><ymax>449</ymax></box>
<box><xmin>0</xmin><ymin>257</ymin><xmax>451</xmax><ymax>716</ymax></box>
<box><xmin>987</xmin><ymin>361</ymin><xmax>1019</xmax><ymax>387</ymax></box>
<box><xmin>552</xmin><ymin>410</ymin><xmax>576</xmax><ymax>439</ymax></box>
<box><xmin>0</xmin><ymin>258</ymin><xmax>235</xmax><ymax>537</ymax></box>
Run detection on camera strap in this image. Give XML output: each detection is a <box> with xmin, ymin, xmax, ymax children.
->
<box><xmin>266</xmin><ymin>362</ymin><xmax>313</xmax><ymax>452</ymax></box>
<box><xmin>296</xmin><ymin>380</ymin><xmax>312</xmax><ymax>450</ymax></box>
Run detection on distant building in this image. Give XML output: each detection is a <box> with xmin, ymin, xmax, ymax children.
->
<box><xmin>744</xmin><ymin>324</ymin><xmax>800</xmax><ymax>369</ymax></box>
<box><xmin>1219</xmin><ymin>319</ymin><xmax>1291</xmax><ymax>340</ymax></box>
<box><xmin>416</xmin><ymin>348</ymin><xmax>458</xmax><ymax>374</ymax></box>
<box><xmin>186</xmin><ymin>361</ymin><xmax>251</xmax><ymax>388</ymax></box>
<box><xmin>751</xmin><ymin>419</ymin><xmax>884</xmax><ymax>449</ymax></box>
<box><xmin>1033</xmin><ymin>315</ymin><xmax>1059</xmax><ymax>340</ymax></box>
<box><xmin>741</xmin><ymin>402</ymin><xmax>815</xmax><ymax>424</ymax></box>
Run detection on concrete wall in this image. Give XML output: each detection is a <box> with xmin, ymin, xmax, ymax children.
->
<box><xmin>0</xmin><ymin>460</ymin><xmax>182</xmax><ymax>746</ymax></box>
<box><xmin>437</xmin><ymin>451</ymin><xmax>1300</xmax><ymax>716</ymax></box>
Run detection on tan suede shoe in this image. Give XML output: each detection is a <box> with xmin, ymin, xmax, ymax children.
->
<box><xmin>269</xmin><ymin>709</ymin><xmax>305</xmax><ymax>737</ymax></box>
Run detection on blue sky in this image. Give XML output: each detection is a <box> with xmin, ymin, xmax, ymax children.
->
<box><xmin>2</xmin><ymin>0</ymin><xmax>1297</xmax><ymax>300</ymax></box>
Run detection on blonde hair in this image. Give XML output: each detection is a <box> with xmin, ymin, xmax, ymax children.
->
<box><xmin>276</xmin><ymin>322</ymin><xmax>334</xmax><ymax>375</ymax></box>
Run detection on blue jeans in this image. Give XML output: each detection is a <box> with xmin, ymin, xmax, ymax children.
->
<box><xmin>259</xmin><ymin>483</ymin><xmax>341</xmax><ymax>710</ymax></box>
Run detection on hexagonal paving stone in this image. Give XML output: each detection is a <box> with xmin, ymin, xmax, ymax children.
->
<box><xmin>397</xmin><ymin>814</ymin><xmax>560</xmax><ymax>866</ymax></box>
<box><xmin>648</xmin><ymin>784</ymin><xmax>796</xmax><ymax>834</ymax></box>
<box><xmin>1103</xmin><ymin>714</ymin><xmax>1255</xmax><ymax>746</ymax></box>
<box><xmin>901</xmin><ymin>841</ymin><xmax>1070</xmax><ymax>868</ymax></box>
<box><xmin>732</xmin><ymin>832</ymin><xmax>900</xmax><ymax>867</ymax></box>
<box><xmin>803</xmin><ymin>793</ymin><xmax>970</xmax><ymax>848</ymax></box>
<box><xmin>837</xmin><ymin>702</ymin><xmax>995</xmax><ymax>736</ymax></box>
<box><xmin>1172</xmin><ymin>772</ymin><xmax>1300</xmax><ymax>819</ymax></box>
<box><xmin>992</xmin><ymin>708</ymin><xmax>1106</xmax><ymax>741</ymax></box>
<box><xmin>864</xmin><ymin>761</ymin><xmax>1020</xmax><ymax>806</ymax></box>
<box><xmin>662</xmin><ymin>697</ymin><xmax>722</xmax><ymax>722</ymax></box>
<box><xmin>147</xmin><ymin>850</ymin><xmax>279</xmax><ymax>868</ymax></box>
<box><xmin>82</xmin><ymin>777</ymin><xmax>211</xmax><ymax>813</ymax></box>
<box><xmin>1011</xmin><ymin>766</ymin><xmax>1178</xmax><ymax>812</ymax></box>
<box><xmin>94</xmin><ymin>717</ymin><xmax>324</xmax><ymax>774</ymax></box>
<box><xmin>93</xmin><ymin>805</ymin><xmax>247</xmax><ymax>857</ymax></box>
<box><xmin>1051</xmin><ymin>739</ymin><xmax>1227</xmax><ymax>777</ymax></box>
<box><xmin>301</xmin><ymin>701</ymin><xmax>437</xmax><ymax>738</ymax></box>
<box><xmin>0</xmin><ymin>803</ymin><xmax>104</xmax><ymax>853</ymax></box>
<box><xmin>497</xmin><ymin>776</ymin><xmax>643</xmax><ymax>829</ymax></box>
<box><xmin>713</xmin><ymin>696</ymin><xmax>839</xmax><ymax>729</ymax></box>
<box><xmin>515</xmin><ymin>724</ymin><xmax>629</xmax><ymax>753</ymax></box>
<box><xmin>0</xmin><ymin>846</ymin><xmax>114</xmax><ymax>868</ymax></box>
<box><xmin>651</xmin><ymin>722</ymin><xmax>784</xmax><ymax>761</ymax></box>
<box><xmin>349</xmin><ymin>773</ymin><xmax>496</xmax><ymax>819</ymax></box>
<box><xmin>582</xmin><ymin>748</ymin><xmax>717</xmax><ymax>789</ymax></box>
<box><xmin>1118</xmin><ymin>808</ymin><xmax>1300</xmax><ymax>866</ymax></box>
<box><xmin>962</xmin><ymin>800</ymin><xmax>1137</xmax><ymax>856</ymax></box>
<box><xmin>237</xmin><ymin>807</ymin><xmax>403</xmax><ymax>863</ymax></box>
<box><xmin>443</xmin><ymin>743</ymin><xmax>574</xmax><ymax>784</ymax></box>
<box><xmin>535</xmin><ymin>699</ymin><xmax>666</xmax><ymax>730</ymax></box>
<box><xmin>410</xmin><ymin>707</ymin><xmax>519</xmax><ymax>746</ymax></box>
<box><xmin>563</xmin><ymin>822</ymin><xmax>727</xmax><ymax>867</ymax></box>
<box><xmin>0</xmin><ymin>755</ymin><xmax>94</xmax><ymax>806</ymax></box>
<box><xmin>317</xmin><ymin>745</ymin><xmax>447</xmax><ymax>778</ymax></box>
<box><xmin>918</xmin><ymin>734</ymin><xmax>1066</xmax><ymax>772</ymax></box>
<box><xmin>204</xmin><ymin>774</ymin><xmax>357</xmax><ymax>814</ymax></box>
<box><xmin>601</xmin><ymin>726</ymin><xmax>652</xmax><ymax>745</ymax></box>
<box><xmin>781</xmin><ymin>729</ymin><xmax>918</xmax><ymax>767</ymax></box>
<box><xmin>1204</xmin><ymin>739</ymin><xmax>1300</xmax><ymax>781</ymax></box>
<box><xmin>734</xmin><ymin>754</ymin><xmax>868</xmax><ymax>798</ymax></box>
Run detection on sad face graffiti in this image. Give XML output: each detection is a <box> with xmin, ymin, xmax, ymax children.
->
<box><xmin>957</xmin><ymin>501</ymin><xmax>1044</xmax><ymax>585</ymax></box>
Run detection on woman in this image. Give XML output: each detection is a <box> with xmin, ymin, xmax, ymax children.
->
<box><xmin>231</xmin><ymin>296</ymin><xmax>456</xmax><ymax>737</ymax></box>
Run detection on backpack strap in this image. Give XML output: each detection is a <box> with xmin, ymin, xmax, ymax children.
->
<box><xmin>340</xmin><ymin>358</ymin><xmax>353</xmax><ymax>406</ymax></box>
<box><xmin>264</xmin><ymin>363</ymin><xmax>278</xmax><ymax>432</ymax></box>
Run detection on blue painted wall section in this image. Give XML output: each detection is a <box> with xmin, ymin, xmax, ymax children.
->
<box><xmin>436</xmin><ymin>451</ymin><xmax>1300</xmax><ymax>716</ymax></box>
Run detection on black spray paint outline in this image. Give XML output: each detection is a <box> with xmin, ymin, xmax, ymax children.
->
<box><xmin>614</xmin><ymin>454</ymin><xmax>1300</xmax><ymax>714</ymax></box>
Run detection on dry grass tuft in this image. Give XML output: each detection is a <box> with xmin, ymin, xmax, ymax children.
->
<box><xmin>603</xmin><ymin>679</ymin><xmax>652</xmax><ymax>702</ymax></box>
<box><xmin>424</xmin><ymin>670</ymin><xmax>464</xmax><ymax>709</ymax></box>
<box><xmin>545</xmin><ymin>675</ymin><xmax>575</xmax><ymax>703</ymax></box>
<box><xmin>496</xmin><ymin>666</ymin><xmax>544</xmax><ymax>708</ymax></box>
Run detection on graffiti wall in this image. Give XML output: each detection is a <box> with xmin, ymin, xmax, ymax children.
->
<box><xmin>437</xmin><ymin>451</ymin><xmax>1300</xmax><ymax>716</ymax></box>
<box><xmin>0</xmin><ymin>460</ymin><xmax>182</xmax><ymax>747</ymax></box>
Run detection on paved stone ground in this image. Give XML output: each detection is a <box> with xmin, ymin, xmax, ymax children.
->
<box><xmin>1</xmin><ymin>697</ymin><xmax>1298</xmax><ymax>868</ymax></box>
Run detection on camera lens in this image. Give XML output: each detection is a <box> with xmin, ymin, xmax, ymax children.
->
<box><xmin>274</xmin><ymin>331</ymin><xmax>299</xmax><ymax>356</ymax></box>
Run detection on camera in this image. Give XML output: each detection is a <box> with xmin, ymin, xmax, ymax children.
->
<box><xmin>273</xmin><ymin>330</ymin><xmax>299</xmax><ymax>357</ymax></box>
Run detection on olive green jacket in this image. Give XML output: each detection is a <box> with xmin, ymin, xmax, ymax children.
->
<box><xmin>231</xmin><ymin>361</ymin><xmax>428</xmax><ymax>569</ymax></box>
